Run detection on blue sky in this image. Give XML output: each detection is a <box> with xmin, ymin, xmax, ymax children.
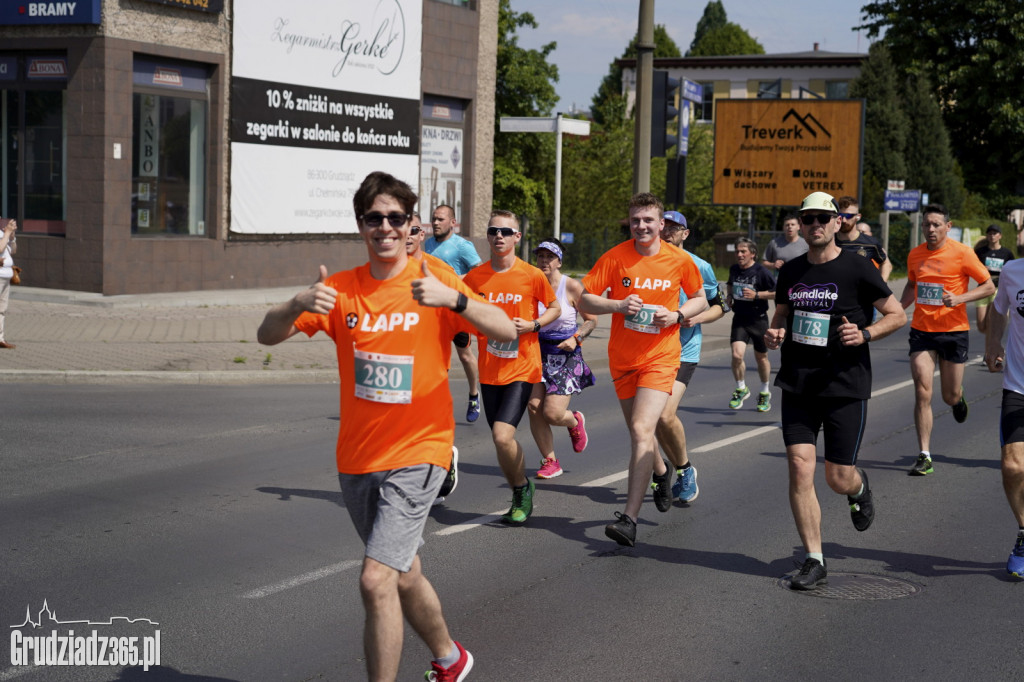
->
<box><xmin>511</xmin><ymin>0</ymin><xmax>877</xmax><ymax>112</ymax></box>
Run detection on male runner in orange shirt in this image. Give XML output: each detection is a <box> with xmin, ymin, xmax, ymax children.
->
<box><xmin>580</xmin><ymin>193</ymin><xmax>707</xmax><ymax>546</ymax></box>
<box><xmin>258</xmin><ymin>171</ymin><xmax>514</xmax><ymax>681</ymax></box>
<box><xmin>900</xmin><ymin>203</ymin><xmax>994</xmax><ymax>475</ymax></box>
<box><xmin>464</xmin><ymin>210</ymin><xmax>560</xmax><ymax>524</ymax></box>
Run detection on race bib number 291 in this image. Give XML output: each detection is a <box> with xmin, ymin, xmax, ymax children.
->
<box><xmin>624</xmin><ymin>304</ymin><xmax>660</xmax><ymax>334</ymax></box>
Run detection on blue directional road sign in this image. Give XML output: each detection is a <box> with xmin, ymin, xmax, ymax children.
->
<box><xmin>682</xmin><ymin>79</ymin><xmax>703</xmax><ymax>104</ymax></box>
<box><xmin>884</xmin><ymin>189</ymin><xmax>922</xmax><ymax>212</ymax></box>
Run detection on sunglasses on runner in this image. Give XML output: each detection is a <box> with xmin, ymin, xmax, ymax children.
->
<box><xmin>838</xmin><ymin>212</ymin><xmax>859</xmax><ymax>220</ymax></box>
<box><xmin>800</xmin><ymin>213</ymin><xmax>836</xmax><ymax>226</ymax></box>
<box><xmin>359</xmin><ymin>212</ymin><xmax>410</xmax><ymax>228</ymax></box>
<box><xmin>486</xmin><ymin>226</ymin><xmax>518</xmax><ymax>237</ymax></box>
<box><xmin>409</xmin><ymin>226</ymin><xmax>422</xmax><ymax>235</ymax></box>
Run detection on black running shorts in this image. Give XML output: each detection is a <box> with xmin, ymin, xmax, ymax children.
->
<box><xmin>675</xmin><ymin>361</ymin><xmax>698</xmax><ymax>386</ymax></box>
<box><xmin>908</xmin><ymin>328</ymin><xmax>969</xmax><ymax>364</ymax></box>
<box><xmin>1000</xmin><ymin>389</ymin><xmax>1024</xmax><ymax>446</ymax></box>
<box><xmin>731</xmin><ymin>316</ymin><xmax>769</xmax><ymax>353</ymax></box>
<box><xmin>480</xmin><ymin>381</ymin><xmax>534</xmax><ymax>429</ymax></box>
<box><xmin>781</xmin><ymin>390</ymin><xmax>867</xmax><ymax>466</ymax></box>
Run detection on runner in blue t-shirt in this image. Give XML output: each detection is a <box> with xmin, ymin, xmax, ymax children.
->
<box><xmin>424</xmin><ymin>204</ymin><xmax>484</xmax><ymax>422</ymax></box>
<box><xmin>654</xmin><ymin>211</ymin><xmax>725</xmax><ymax>507</ymax></box>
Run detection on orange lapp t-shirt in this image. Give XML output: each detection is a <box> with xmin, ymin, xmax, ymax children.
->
<box><xmin>294</xmin><ymin>258</ymin><xmax>475</xmax><ymax>475</ymax></box>
<box><xmin>907</xmin><ymin>240</ymin><xmax>990</xmax><ymax>332</ymax></box>
<box><xmin>582</xmin><ymin>239</ymin><xmax>703</xmax><ymax>373</ymax></box>
<box><xmin>463</xmin><ymin>258</ymin><xmax>555</xmax><ymax>385</ymax></box>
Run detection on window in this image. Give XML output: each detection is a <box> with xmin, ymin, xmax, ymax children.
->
<box><xmin>1</xmin><ymin>54</ymin><xmax>68</xmax><ymax>236</ymax></box>
<box><xmin>697</xmin><ymin>82</ymin><xmax>714</xmax><ymax>121</ymax></box>
<box><xmin>131</xmin><ymin>57</ymin><xmax>209</xmax><ymax>236</ymax></box>
<box><xmin>825</xmin><ymin>81</ymin><xmax>849</xmax><ymax>99</ymax></box>
<box><xmin>757</xmin><ymin>80</ymin><xmax>781</xmax><ymax>99</ymax></box>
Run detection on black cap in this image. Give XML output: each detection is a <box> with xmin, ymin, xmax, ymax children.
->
<box><xmin>987</xmin><ymin>224</ymin><xmax>1002</xmax><ymax>234</ymax></box>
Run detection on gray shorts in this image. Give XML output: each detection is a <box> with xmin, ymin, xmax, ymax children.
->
<box><xmin>338</xmin><ymin>464</ymin><xmax>445</xmax><ymax>572</ymax></box>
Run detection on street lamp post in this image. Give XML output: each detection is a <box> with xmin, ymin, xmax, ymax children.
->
<box><xmin>498</xmin><ymin>115</ymin><xmax>591</xmax><ymax>240</ymax></box>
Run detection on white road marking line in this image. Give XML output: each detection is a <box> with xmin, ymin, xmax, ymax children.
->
<box><xmin>242</xmin><ymin>560</ymin><xmax>361</xmax><ymax>599</ymax></box>
<box><xmin>249</xmin><ymin>363</ymin><xmax>984</xmax><ymax>595</ymax></box>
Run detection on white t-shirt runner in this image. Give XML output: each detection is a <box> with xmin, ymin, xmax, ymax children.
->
<box><xmin>992</xmin><ymin>259</ymin><xmax>1024</xmax><ymax>395</ymax></box>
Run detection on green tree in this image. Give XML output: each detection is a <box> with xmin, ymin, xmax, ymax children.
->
<box><xmin>902</xmin><ymin>73</ymin><xmax>965</xmax><ymax>216</ymax></box>
<box><xmin>860</xmin><ymin>0</ymin><xmax>1024</xmax><ymax>196</ymax></box>
<box><xmin>590</xmin><ymin>24</ymin><xmax>682</xmax><ymax>126</ymax></box>
<box><xmin>493</xmin><ymin>0</ymin><xmax>559</xmax><ymax>219</ymax></box>
<box><xmin>688</xmin><ymin>23</ymin><xmax>764</xmax><ymax>57</ymax></box>
<box><xmin>848</xmin><ymin>43</ymin><xmax>908</xmax><ymax>217</ymax></box>
<box><xmin>687</xmin><ymin>1</ymin><xmax>727</xmax><ymax>56</ymax></box>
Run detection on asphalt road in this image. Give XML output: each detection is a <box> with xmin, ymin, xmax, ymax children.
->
<box><xmin>2</xmin><ymin>328</ymin><xmax>1021</xmax><ymax>681</ymax></box>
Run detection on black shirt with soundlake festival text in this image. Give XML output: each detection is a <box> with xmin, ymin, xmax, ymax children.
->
<box><xmin>773</xmin><ymin>251</ymin><xmax>891</xmax><ymax>399</ymax></box>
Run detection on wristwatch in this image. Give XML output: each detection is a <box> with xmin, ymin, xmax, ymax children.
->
<box><xmin>861</xmin><ymin>329</ymin><xmax>872</xmax><ymax>343</ymax></box>
<box><xmin>533</xmin><ymin>320</ymin><xmax>540</xmax><ymax>333</ymax></box>
<box><xmin>676</xmin><ymin>311</ymin><xmax>684</xmax><ymax>325</ymax></box>
<box><xmin>573</xmin><ymin>333</ymin><xmax>583</xmax><ymax>346</ymax></box>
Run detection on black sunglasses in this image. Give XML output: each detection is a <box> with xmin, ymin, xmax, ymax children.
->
<box><xmin>409</xmin><ymin>226</ymin><xmax>422</xmax><ymax>235</ymax></box>
<box><xmin>486</xmin><ymin>226</ymin><xmax>517</xmax><ymax>237</ymax></box>
<box><xmin>800</xmin><ymin>213</ymin><xmax>836</xmax><ymax>226</ymax></box>
<box><xmin>360</xmin><ymin>212</ymin><xmax>410</xmax><ymax>228</ymax></box>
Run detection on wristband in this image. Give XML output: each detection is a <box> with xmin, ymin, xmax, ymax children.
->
<box><xmin>452</xmin><ymin>292</ymin><xmax>468</xmax><ymax>314</ymax></box>
<box><xmin>573</xmin><ymin>333</ymin><xmax>583</xmax><ymax>346</ymax></box>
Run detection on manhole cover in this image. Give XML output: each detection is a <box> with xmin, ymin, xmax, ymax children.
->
<box><xmin>778</xmin><ymin>572</ymin><xmax>922</xmax><ymax>600</ymax></box>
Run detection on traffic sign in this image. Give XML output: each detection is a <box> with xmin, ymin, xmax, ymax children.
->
<box><xmin>884</xmin><ymin>189</ymin><xmax>921</xmax><ymax>212</ymax></box>
<box><xmin>682</xmin><ymin>79</ymin><xmax>703</xmax><ymax>104</ymax></box>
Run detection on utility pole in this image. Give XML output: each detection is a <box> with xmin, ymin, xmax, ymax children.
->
<box><xmin>632</xmin><ymin>0</ymin><xmax>654</xmax><ymax>194</ymax></box>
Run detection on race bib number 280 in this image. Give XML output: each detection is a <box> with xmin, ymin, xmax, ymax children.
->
<box><xmin>354</xmin><ymin>349</ymin><xmax>413</xmax><ymax>404</ymax></box>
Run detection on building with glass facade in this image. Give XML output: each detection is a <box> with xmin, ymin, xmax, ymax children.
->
<box><xmin>0</xmin><ymin>0</ymin><xmax>495</xmax><ymax>294</ymax></box>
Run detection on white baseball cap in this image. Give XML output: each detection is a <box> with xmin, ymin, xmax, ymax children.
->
<box><xmin>799</xmin><ymin>191</ymin><xmax>839</xmax><ymax>213</ymax></box>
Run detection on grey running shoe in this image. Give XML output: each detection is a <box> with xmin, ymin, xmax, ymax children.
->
<box><xmin>909</xmin><ymin>453</ymin><xmax>934</xmax><ymax>476</ymax></box>
<box><xmin>790</xmin><ymin>558</ymin><xmax>828</xmax><ymax>591</ymax></box>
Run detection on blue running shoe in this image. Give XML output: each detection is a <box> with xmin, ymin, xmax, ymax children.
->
<box><xmin>466</xmin><ymin>396</ymin><xmax>480</xmax><ymax>423</ymax></box>
<box><xmin>672</xmin><ymin>466</ymin><xmax>699</xmax><ymax>503</ymax></box>
<box><xmin>1008</xmin><ymin>533</ymin><xmax>1024</xmax><ymax>578</ymax></box>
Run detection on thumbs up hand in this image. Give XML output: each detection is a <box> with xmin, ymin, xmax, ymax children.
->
<box><xmin>295</xmin><ymin>265</ymin><xmax>338</xmax><ymax>314</ymax></box>
<box><xmin>839</xmin><ymin>315</ymin><xmax>863</xmax><ymax>346</ymax></box>
<box><xmin>412</xmin><ymin>258</ymin><xmax>458</xmax><ymax>309</ymax></box>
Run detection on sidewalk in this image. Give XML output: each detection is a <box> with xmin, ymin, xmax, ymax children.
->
<box><xmin>0</xmin><ymin>284</ymin><xmax>714</xmax><ymax>385</ymax></box>
<box><xmin>1</xmin><ymin>280</ymin><xmax>907</xmax><ymax>385</ymax></box>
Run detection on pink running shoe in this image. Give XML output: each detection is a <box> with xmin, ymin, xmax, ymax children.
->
<box><xmin>425</xmin><ymin>640</ymin><xmax>473</xmax><ymax>681</ymax></box>
<box><xmin>536</xmin><ymin>458</ymin><xmax>563</xmax><ymax>479</ymax></box>
<box><xmin>568</xmin><ymin>411</ymin><xmax>588</xmax><ymax>452</ymax></box>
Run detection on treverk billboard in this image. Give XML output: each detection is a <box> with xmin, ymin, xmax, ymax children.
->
<box><xmin>712</xmin><ymin>99</ymin><xmax>864</xmax><ymax>207</ymax></box>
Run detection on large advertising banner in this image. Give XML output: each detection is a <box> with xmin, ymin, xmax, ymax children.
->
<box><xmin>231</xmin><ymin>0</ymin><xmax>422</xmax><ymax>235</ymax></box>
<box><xmin>419</xmin><ymin>125</ymin><xmax>464</xmax><ymax>224</ymax></box>
<box><xmin>712</xmin><ymin>99</ymin><xmax>864</xmax><ymax>207</ymax></box>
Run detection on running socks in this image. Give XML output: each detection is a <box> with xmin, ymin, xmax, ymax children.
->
<box><xmin>434</xmin><ymin>641</ymin><xmax>461</xmax><ymax>669</ymax></box>
<box><xmin>807</xmin><ymin>552</ymin><xmax>824</xmax><ymax>566</ymax></box>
